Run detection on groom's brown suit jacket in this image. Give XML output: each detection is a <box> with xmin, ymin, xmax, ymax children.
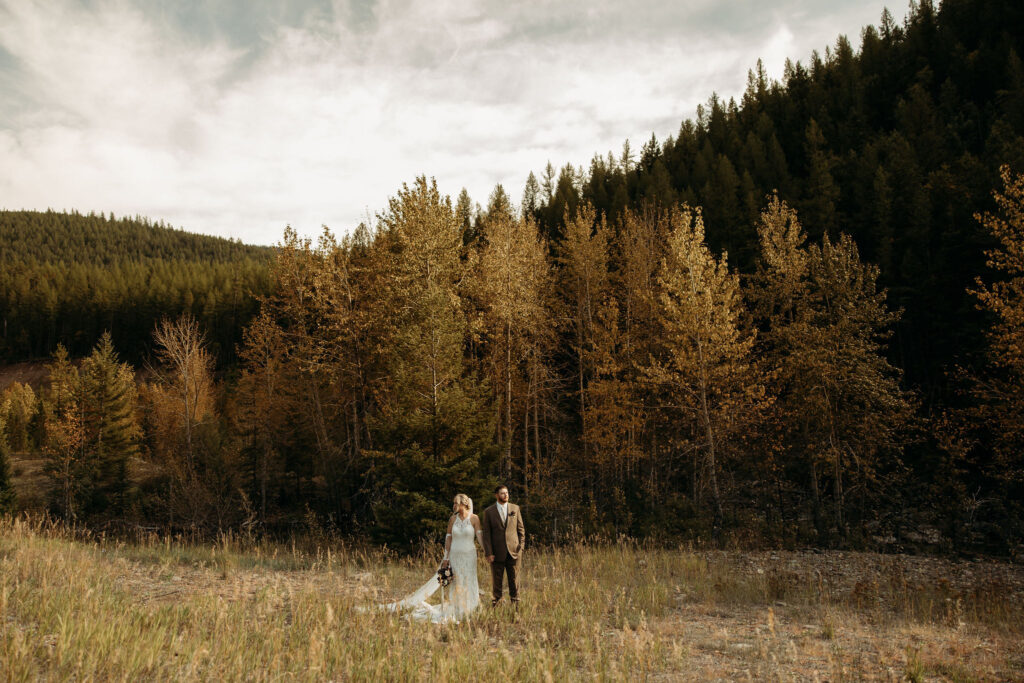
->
<box><xmin>480</xmin><ymin>503</ymin><xmax>525</xmax><ymax>561</ymax></box>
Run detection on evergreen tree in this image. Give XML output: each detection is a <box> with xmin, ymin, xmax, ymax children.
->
<box><xmin>801</xmin><ymin>119</ymin><xmax>839</xmax><ymax>240</ymax></box>
<box><xmin>943</xmin><ymin>165</ymin><xmax>1024</xmax><ymax>546</ymax></box>
<box><xmin>367</xmin><ymin>177</ymin><xmax>498</xmax><ymax>545</ymax></box>
<box><xmin>78</xmin><ymin>332</ymin><xmax>140</xmax><ymax>513</ymax></box>
<box><xmin>0</xmin><ymin>438</ymin><xmax>15</xmax><ymax>513</ymax></box>
<box><xmin>522</xmin><ymin>172</ymin><xmax>541</xmax><ymax>221</ymax></box>
<box><xmin>455</xmin><ymin>188</ymin><xmax>477</xmax><ymax>247</ymax></box>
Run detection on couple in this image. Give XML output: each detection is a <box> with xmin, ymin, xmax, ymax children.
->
<box><xmin>378</xmin><ymin>485</ymin><xmax>525</xmax><ymax>623</ymax></box>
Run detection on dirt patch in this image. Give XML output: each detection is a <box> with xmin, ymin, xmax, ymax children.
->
<box><xmin>0</xmin><ymin>360</ymin><xmax>51</xmax><ymax>392</ymax></box>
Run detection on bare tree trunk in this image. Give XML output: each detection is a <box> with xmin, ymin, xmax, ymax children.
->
<box><xmin>523</xmin><ymin>401</ymin><xmax>529</xmax><ymax>500</ymax></box>
<box><xmin>811</xmin><ymin>459</ymin><xmax>824</xmax><ymax>537</ymax></box>
<box><xmin>832</xmin><ymin>440</ymin><xmax>844</xmax><ymax>534</ymax></box>
<box><xmin>430</xmin><ymin>329</ymin><xmax>440</xmax><ymax>462</ymax></box>
<box><xmin>688</xmin><ymin>268</ymin><xmax>723</xmax><ymax>539</ymax></box>
<box><xmin>505</xmin><ymin>320</ymin><xmax>513</xmax><ymax>481</ymax></box>
<box><xmin>532</xmin><ymin>358</ymin><xmax>542</xmax><ymax>474</ymax></box>
<box><xmin>261</xmin><ymin>441</ymin><xmax>269</xmax><ymax>522</ymax></box>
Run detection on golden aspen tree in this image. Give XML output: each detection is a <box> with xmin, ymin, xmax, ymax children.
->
<box><xmin>557</xmin><ymin>204</ymin><xmax>610</xmax><ymax>452</ymax></box>
<box><xmin>961</xmin><ymin>165</ymin><xmax>1024</xmax><ymax>502</ymax></box>
<box><xmin>152</xmin><ymin>315</ymin><xmax>215</xmax><ymax>469</ymax></box>
<box><xmin>476</xmin><ymin>195</ymin><xmax>551</xmax><ymax>487</ymax></box>
<box><xmin>147</xmin><ymin>315</ymin><xmax>223</xmax><ymax>526</ymax></box>
<box><xmin>755</xmin><ymin>196</ymin><xmax>914</xmax><ymax>537</ymax></box>
<box><xmin>0</xmin><ymin>382</ymin><xmax>35</xmax><ymax>452</ymax></box>
<box><xmin>43</xmin><ymin>408</ymin><xmax>84</xmax><ymax>520</ymax></box>
<box><xmin>645</xmin><ymin>205</ymin><xmax>766</xmax><ymax>536</ymax></box>
<box><xmin>41</xmin><ymin>344</ymin><xmax>84</xmax><ymax>519</ymax></box>
<box><xmin>257</xmin><ymin>227</ymin><xmax>371</xmax><ymax>518</ymax></box>
<box><xmin>613</xmin><ymin>207</ymin><xmax>667</xmax><ymax>497</ymax></box>
<box><xmin>236</xmin><ymin>310</ymin><xmax>294</xmax><ymax>522</ymax></box>
<box><xmin>309</xmin><ymin>228</ymin><xmax>379</xmax><ymax>515</ymax></box>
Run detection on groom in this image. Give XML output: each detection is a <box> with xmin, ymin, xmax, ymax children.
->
<box><xmin>481</xmin><ymin>484</ymin><xmax>525</xmax><ymax>606</ymax></box>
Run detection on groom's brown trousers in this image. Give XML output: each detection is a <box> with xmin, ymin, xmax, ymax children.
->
<box><xmin>490</xmin><ymin>556</ymin><xmax>518</xmax><ymax>604</ymax></box>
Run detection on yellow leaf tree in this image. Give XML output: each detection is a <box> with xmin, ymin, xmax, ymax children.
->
<box><xmin>754</xmin><ymin>195</ymin><xmax>915</xmax><ymax>538</ymax></box>
<box><xmin>475</xmin><ymin>187</ymin><xmax>553</xmax><ymax>491</ymax></box>
<box><xmin>645</xmin><ymin>205</ymin><xmax>767</xmax><ymax>537</ymax></box>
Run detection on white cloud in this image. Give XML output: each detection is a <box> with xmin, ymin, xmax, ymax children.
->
<box><xmin>0</xmin><ymin>0</ymin><xmax>890</xmax><ymax>245</ymax></box>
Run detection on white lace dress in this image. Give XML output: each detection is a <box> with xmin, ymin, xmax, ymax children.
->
<box><xmin>375</xmin><ymin>514</ymin><xmax>483</xmax><ymax>624</ymax></box>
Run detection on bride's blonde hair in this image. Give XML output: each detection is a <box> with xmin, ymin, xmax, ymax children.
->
<box><xmin>453</xmin><ymin>493</ymin><xmax>472</xmax><ymax>511</ymax></box>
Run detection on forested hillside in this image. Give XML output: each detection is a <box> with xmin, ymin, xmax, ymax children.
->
<box><xmin>0</xmin><ymin>210</ymin><xmax>273</xmax><ymax>364</ymax></box>
<box><xmin>528</xmin><ymin>0</ymin><xmax>1024</xmax><ymax>409</ymax></box>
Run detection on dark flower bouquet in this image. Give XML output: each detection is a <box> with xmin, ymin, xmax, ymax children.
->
<box><xmin>437</xmin><ymin>563</ymin><xmax>454</xmax><ymax>587</ymax></box>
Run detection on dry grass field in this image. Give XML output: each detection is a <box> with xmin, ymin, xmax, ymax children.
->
<box><xmin>2</xmin><ymin>516</ymin><xmax>1022</xmax><ymax>681</ymax></box>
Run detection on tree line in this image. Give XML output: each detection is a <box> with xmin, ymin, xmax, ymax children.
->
<box><xmin>2</xmin><ymin>167</ymin><xmax>1021</xmax><ymax>553</ymax></box>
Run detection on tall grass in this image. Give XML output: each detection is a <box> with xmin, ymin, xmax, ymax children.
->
<box><xmin>1</xmin><ymin>516</ymin><xmax>1020</xmax><ymax>681</ymax></box>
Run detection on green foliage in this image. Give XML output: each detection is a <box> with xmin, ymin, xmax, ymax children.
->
<box><xmin>365</xmin><ymin>177</ymin><xmax>500</xmax><ymax>546</ymax></box>
<box><xmin>77</xmin><ymin>333</ymin><xmax>141</xmax><ymax>514</ymax></box>
<box><xmin>0</xmin><ymin>210</ymin><xmax>272</xmax><ymax>365</ymax></box>
<box><xmin>0</xmin><ymin>382</ymin><xmax>35</xmax><ymax>452</ymax></box>
<box><xmin>0</xmin><ymin>439</ymin><xmax>15</xmax><ymax>513</ymax></box>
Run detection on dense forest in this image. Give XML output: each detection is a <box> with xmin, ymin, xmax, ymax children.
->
<box><xmin>1</xmin><ymin>0</ymin><xmax>1022</xmax><ymax>556</ymax></box>
<box><xmin>0</xmin><ymin>210</ymin><xmax>273</xmax><ymax>364</ymax></box>
<box><xmin>529</xmin><ymin>0</ymin><xmax>1024</xmax><ymax>407</ymax></box>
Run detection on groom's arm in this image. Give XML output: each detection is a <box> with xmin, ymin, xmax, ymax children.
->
<box><xmin>480</xmin><ymin>509</ymin><xmax>494</xmax><ymax>557</ymax></box>
<box><xmin>516</xmin><ymin>505</ymin><xmax>525</xmax><ymax>552</ymax></box>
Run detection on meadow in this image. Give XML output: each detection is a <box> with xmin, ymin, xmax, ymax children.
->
<box><xmin>1</xmin><ymin>516</ymin><xmax>1022</xmax><ymax>681</ymax></box>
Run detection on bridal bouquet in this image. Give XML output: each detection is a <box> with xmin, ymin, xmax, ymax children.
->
<box><xmin>437</xmin><ymin>564</ymin><xmax>454</xmax><ymax>587</ymax></box>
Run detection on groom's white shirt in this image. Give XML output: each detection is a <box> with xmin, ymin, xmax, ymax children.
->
<box><xmin>498</xmin><ymin>502</ymin><xmax>508</xmax><ymax>523</ymax></box>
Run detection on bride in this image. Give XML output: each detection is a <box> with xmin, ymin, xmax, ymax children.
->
<box><xmin>374</xmin><ymin>493</ymin><xmax>484</xmax><ymax>623</ymax></box>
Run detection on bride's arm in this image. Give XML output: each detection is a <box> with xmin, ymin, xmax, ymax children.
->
<box><xmin>442</xmin><ymin>515</ymin><xmax>455</xmax><ymax>565</ymax></box>
<box><xmin>472</xmin><ymin>515</ymin><xmax>485</xmax><ymax>549</ymax></box>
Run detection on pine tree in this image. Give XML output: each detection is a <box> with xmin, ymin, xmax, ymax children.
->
<box><xmin>367</xmin><ymin>177</ymin><xmax>498</xmax><ymax>545</ymax></box>
<box><xmin>522</xmin><ymin>172</ymin><xmax>541</xmax><ymax>221</ymax></box>
<box><xmin>0</xmin><ymin>438</ymin><xmax>15</xmax><ymax>513</ymax></box>
<box><xmin>78</xmin><ymin>332</ymin><xmax>140</xmax><ymax>513</ymax></box>
<box><xmin>456</xmin><ymin>188</ymin><xmax>477</xmax><ymax>247</ymax></box>
<box><xmin>801</xmin><ymin>119</ymin><xmax>839</xmax><ymax>240</ymax></box>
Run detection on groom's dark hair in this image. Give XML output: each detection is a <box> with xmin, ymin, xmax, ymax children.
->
<box><xmin>494</xmin><ymin>484</ymin><xmax>509</xmax><ymax>494</ymax></box>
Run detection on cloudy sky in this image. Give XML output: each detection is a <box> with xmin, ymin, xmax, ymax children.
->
<box><xmin>0</xmin><ymin>0</ymin><xmax>892</xmax><ymax>245</ymax></box>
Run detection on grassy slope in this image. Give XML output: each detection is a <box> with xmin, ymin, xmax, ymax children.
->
<box><xmin>1</xmin><ymin>518</ymin><xmax>1022</xmax><ymax>680</ymax></box>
